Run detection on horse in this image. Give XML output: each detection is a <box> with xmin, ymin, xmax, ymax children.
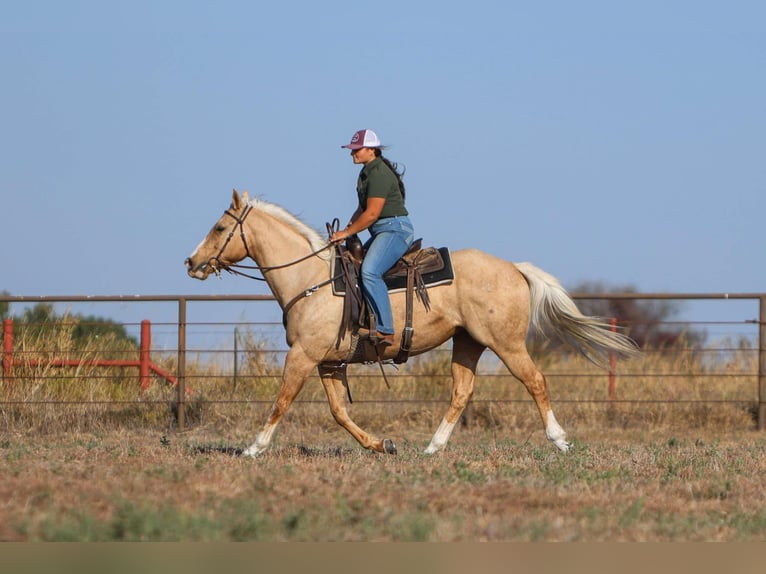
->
<box><xmin>185</xmin><ymin>189</ymin><xmax>639</xmax><ymax>457</ymax></box>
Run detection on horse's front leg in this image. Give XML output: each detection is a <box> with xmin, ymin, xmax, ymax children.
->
<box><xmin>243</xmin><ymin>346</ymin><xmax>316</xmax><ymax>457</ymax></box>
<box><xmin>318</xmin><ymin>364</ymin><xmax>397</xmax><ymax>454</ymax></box>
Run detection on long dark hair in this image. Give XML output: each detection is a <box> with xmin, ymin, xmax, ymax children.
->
<box><xmin>374</xmin><ymin>148</ymin><xmax>406</xmax><ymax>200</ymax></box>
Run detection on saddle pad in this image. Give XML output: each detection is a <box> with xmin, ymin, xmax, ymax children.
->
<box><xmin>332</xmin><ymin>247</ymin><xmax>454</xmax><ymax>296</ymax></box>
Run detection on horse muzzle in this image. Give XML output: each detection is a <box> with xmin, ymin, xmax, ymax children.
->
<box><xmin>185</xmin><ymin>257</ymin><xmax>214</xmax><ymax>280</ymax></box>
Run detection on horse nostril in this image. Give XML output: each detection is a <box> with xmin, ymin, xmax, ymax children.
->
<box><xmin>184</xmin><ymin>257</ymin><xmax>192</xmax><ymax>270</ymax></box>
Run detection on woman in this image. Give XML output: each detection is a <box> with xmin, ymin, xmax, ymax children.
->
<box><xmin>330</xmin><ymin>129</ymin><xmax>415</xmax><ymax>347</ymax></box>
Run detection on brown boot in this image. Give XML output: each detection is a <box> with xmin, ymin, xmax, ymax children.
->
<box><xmin>371</xmin><ymin>332</ymin><xmax>394</xmax><ymax>347</ymax></box>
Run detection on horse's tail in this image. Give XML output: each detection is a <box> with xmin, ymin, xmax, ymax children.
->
<box><xmin>514</xmin><ymin>261</ymin><xmax>640</xmax><ymax>367</ymax></box>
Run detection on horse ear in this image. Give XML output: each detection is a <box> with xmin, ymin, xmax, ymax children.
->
<box><xmin>231</xmin><ymin>188</ymin><xmax>241</xmax><ymax>209</ymax></box>
<box><xmin>241</xmin><ymin>190</ymin><xmax>250</xmax><ymax>204</ymax></box>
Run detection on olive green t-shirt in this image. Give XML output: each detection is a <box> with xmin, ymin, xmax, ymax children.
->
<box><xmin>356</xmin><ymin>157</ymin><xmax>408</xmax><ymax>219</ymax></box>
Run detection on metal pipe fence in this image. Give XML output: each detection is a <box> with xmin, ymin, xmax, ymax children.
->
<box><xmin>1</xmin><ymin>292</ymin><xmax>764</xmax><ymax>431</ymax></box>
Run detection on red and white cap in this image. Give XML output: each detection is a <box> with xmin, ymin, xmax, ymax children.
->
<box><xmin>341</xmin><ymin>129</ymin><xmax>381</xmax><ymax>150</ymax></box>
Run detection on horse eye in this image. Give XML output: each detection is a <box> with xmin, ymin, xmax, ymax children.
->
<box><xmin>215</xmin><ymin>225</ymin><xmax>226</xmax><ymax>233</ymax></box>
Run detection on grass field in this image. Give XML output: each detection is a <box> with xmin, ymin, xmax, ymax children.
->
<box><xmin>2</xmin><ymin>415</ymin><xmax>765</xmax><ymax>542</ymax></box>
<box><xmin>1</xmin><ymin>326</ymin><xmax>765</xmax><ymax>541</ymax></box>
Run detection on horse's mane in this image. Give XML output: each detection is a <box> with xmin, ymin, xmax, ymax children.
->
<box><xmin>247</xmin><ymin>196</ymin><xmax>331</xmax><ymax>261</ymax></box>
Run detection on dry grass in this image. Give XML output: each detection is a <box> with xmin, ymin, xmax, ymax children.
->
<box><xmin>1</xmin><ymin>327</ymin><xmax>765</xmax><ymax>541</ymax></box>
<box><xmin>1</xmin><ymin>425</ymin><xmax>766</xmax><ymax>542</ymax></box>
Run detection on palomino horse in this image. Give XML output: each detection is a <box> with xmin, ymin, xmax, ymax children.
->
<box><xmin>185</xmin><ymin>190</ymin><xmax>638</xmax><ymax>456</ymax></box>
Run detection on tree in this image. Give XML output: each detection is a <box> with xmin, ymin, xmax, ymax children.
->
<box><xmin>12</xmin><ymin>302</ymin><xmax>137</xmax><ymax>348</ymax></box>
<box><xmin>71</xmin><ymin>314</ymin><xmax>136</xmax><ymax>346</ymax></box>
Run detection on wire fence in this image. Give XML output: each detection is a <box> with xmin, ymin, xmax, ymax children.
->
<box><xmin>1</xmin><ymin>292</ymin><xmax>765</xmax><ymax>431</ymax></box>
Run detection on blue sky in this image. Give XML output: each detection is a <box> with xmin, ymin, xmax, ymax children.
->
<box><xmin>2</xmin><ymin>1</ymin><xmax>764</xmax><ymax>336</ymax></box>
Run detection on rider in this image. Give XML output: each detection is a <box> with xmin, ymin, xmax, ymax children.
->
<box><xmin>330</xmin><ymin>129</ymin><xmax>415</xmax><ymax>347</ymax></box>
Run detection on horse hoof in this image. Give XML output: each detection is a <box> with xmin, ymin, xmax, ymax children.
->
<box><xmin>242</xmin><ymin>445</ymin><xmax>264</xmax><ymax>458</ymax></box>
<box><xmin>555</xmin><ymin>440</ymin><xmax>572</xmax><ymax>453</ymax></box>
<box><xmin>383</xmin><ymin>438</ymin><xmax>397</xmax><ymax>455</ymax></box>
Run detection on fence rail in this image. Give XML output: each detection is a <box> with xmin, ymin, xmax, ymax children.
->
<box><xmin>3</xmin><ymin>318</ymin><xmax>176</xmax><ymax>388</ymax></box>
<box><xmin>1</xmin><ymin>292</ymin><xmax>765</xmax><ymax>431</ymax></box>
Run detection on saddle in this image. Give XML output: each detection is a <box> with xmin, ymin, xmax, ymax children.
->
<box><xmin>332</xmin><ymin>234</ymin><xmax>454</xmax><ymax>364</ymax></box>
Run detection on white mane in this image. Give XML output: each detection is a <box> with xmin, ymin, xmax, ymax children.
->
<box><xmin>246</xmin><ymin>196</ymin><xmax>331</xmax><ymax>261</ymax></box>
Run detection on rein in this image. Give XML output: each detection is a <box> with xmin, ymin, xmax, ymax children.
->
<box><xmin>208</xmin><ymin>207</ymin><xmax>341</xmax><ymax>322</ymax></box>
<box><xmin>209</xmin><ymin>206</ymin><xmax>335</xmax><ymax>280</ymax></box>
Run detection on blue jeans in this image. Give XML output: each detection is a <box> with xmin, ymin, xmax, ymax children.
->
<box><xmin>361</xmin><ymin>216</ymin><xmax>415</xmax><ymax>335</ymax></box>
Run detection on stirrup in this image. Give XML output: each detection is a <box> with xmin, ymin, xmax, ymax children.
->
<box><xmin>357</xmin><ymin>327</ymin><xmax>394</xmax><ymax>347</ymax></box>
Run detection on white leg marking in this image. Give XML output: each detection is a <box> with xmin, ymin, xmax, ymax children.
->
<box><xmin>242</xmin><ymin>424</ymin><xmax>277</xmax><ymax>458</ymax></box>
<box><xmin>424</xmin><ymin>417</ymin><xmax>456</xmax><ymax>454</ymax></box>
<box><xmin>545</xmin><ymin>410</ymin><xmax>571</xmax><ymax>452</ymax></box>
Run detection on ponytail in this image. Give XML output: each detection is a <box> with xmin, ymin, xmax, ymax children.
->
<box><xmin>374</xmin><ymin>149</ymin><xmax>406</xmax><ymax>200</ymax></box>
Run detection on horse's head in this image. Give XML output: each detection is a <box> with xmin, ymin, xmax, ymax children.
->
<box><xmin>185</xmin><ymin>189</ymin><xmax>252</xmax><ymax>280</ymax></box>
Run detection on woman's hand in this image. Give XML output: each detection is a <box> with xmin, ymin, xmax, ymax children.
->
<box><xmin>330</xmin><ymin>229</ymin><xmax>350</xmax><ymax>243</ymax></box>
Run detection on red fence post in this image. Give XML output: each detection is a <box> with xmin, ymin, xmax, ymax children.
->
<box><xmin>608</xmin><ymin>317</ymin><xmax>617</xmax><ymax>401</ymax></box>
<box><xmin>2</xmin><ymin>318</ymin><xmax>13</xmax><ymax>382</ymax></box>
<box><xmin>139</xmin><ymin>320</ymin><xmax>151</xmax><ymax>390</ymax></box>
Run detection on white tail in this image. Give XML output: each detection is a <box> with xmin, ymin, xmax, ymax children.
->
<box><xmin>515</xmin><ymin>262</ymin><xmax>640</xmax><ymax>367</ymax></box>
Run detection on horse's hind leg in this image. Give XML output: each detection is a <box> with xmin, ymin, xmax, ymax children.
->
<box><xmin>243</xmin><ymin>346</ymin><xmax>316</xmax><ymax>457</ymax></box>
<box><xmin>425</xmin><ymin>331</ymin><xmax>485</xmax><ymax>454</ymax></box>
<box><xmin>318</xmin><ymin>364</ymin><xmax>396</xmax><ymax>454</ymax></box>
<box><xmin>496</xmin><ymin>348</ymin><xmax>571</xmax><ymax>452</ymax></box>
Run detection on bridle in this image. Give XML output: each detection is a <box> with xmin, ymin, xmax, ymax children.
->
<box><xmin>205</xmin><ymin>204</ymin><xmax>256</xmax><ymax>278</ymax></box>
<box><xmin>207</xmin><ymin>205</ymin><xmax>335</xmax><ymax>280</ymax></box>
<box><xmin>206</xmin><ymin>206</ymin><xmax>341</xmax><ymax>323</ymax></box>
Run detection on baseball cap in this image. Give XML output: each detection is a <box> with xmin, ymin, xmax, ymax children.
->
<box><xmin>341</xmin><ymin>129</ymin><xmax>381</xmax><ymax>150</ymax></box>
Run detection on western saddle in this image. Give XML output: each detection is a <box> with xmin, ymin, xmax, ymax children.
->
<box><xmin>334</xmin><ymin>233</ymin><xmax>446</xmax><ymax>365</ymax></box>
